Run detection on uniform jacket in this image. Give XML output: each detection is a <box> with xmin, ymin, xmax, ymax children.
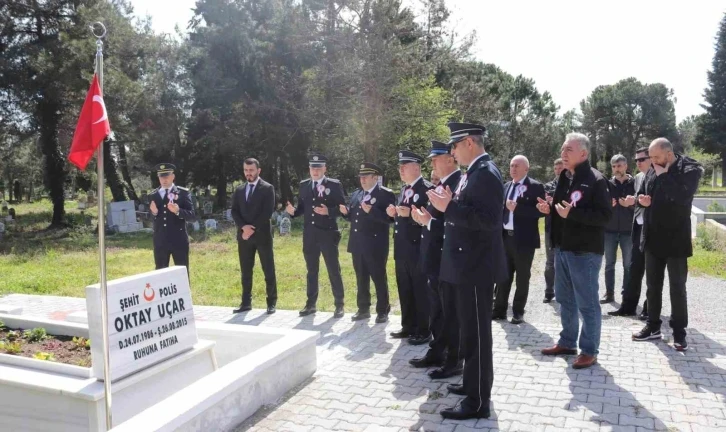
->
<box><xmin>639</xmin><ymin>154</ymin><xmax>703</xmax><ymax>258</ymax></box>
<box><xmin>151</xmin><ymin>185</ymin><xmax>195</xmax><ymax>247</ymax></box>
<box><xmin>393</xmin><ymin>176</ymin><xmax>434</xmax><ymax>261</ymax></box>
<box><xmin>231</xmin><ymin>178</ymin><xmax>276</xmax><ymax>244</ymax></box>
<box><xmin>291</xmin><ymin>177</ymin><xmax>346</xmax><ymax>232</ymax></box>
<box><xmin>549</xmin><ymin>160</ymin><xmax>612</xmax><ymax>255</ymax></box>
<box><xmin>605</xmin><ymin>175</ymin><xmax>635</xmax><ymax>233</ymax></box>
<box><xmin>343</xmin><ymin>184</ymin><xmax>396</xmax><ymax>255</ymax></box>
<box><xmin>502</xmin><ymin>176</ymin><xmax>546</xmax><ymax>249</ymax></box>
<box><xmin>420</xmin><ymin>170</ymin><xmax>462</xmax><ymax>278</ymax></box>
<box><xmin>439</xmin><ymin>153</ymin><xmax>506</xmax><ymax>286</ymax></box>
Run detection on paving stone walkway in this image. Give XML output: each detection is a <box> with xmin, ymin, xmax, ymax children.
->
<box><xmin>1</xmin><ymin>293</ymin><xmax>725</xmax><ymax>431</ymax></box>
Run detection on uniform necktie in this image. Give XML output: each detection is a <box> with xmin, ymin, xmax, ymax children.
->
<box><xmin>313</xmin><ymin>181</ymin><xmax>318</xmax><ymax>192</ymax></box>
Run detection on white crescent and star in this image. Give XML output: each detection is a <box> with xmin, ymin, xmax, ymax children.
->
<box><xmin>92</xmin><ymin>95</ymin><xmax>108</xmax><ymax>125</ymax></box>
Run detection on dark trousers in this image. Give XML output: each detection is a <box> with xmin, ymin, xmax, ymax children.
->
<box><xmin>304</xmin><ymin>231</ymin><xmax>345</xmax><ymax>307</ymax></box>
<box><xmin>457</xmin><ymin>280</ymin><xmax>494</xmax><ymax>411</ymax></box>
<box><xmin>494</xmin><ymin>233</ymin><xmax>535</xmax><ymax>316</ymax></box>
<box><xmin>352</xmin><ymin>252</ymin><xmax>390</xmax><ymax>314</ymax></box>
<box><xmin>395</xmin><ymin>257</ymin><xmax>430</xmax><ymax>335</ymax></box>
<box><xmin>544</xmin><ymin>232</ymin><xmax>555</xmax><ymax>300</ymax></box>
<box><xmin>427</xmin><ymin>278</ymin><xmax>461</xmax><ymax>367</ymax></box>
<box><xmin>621</xmin><ymin>223</ymin><xmax>647</xmax><ymax>314</ymax></box>
<box><xmin>154</xmin><ymin>243</ymin><xmax>190</xmax><ymax>271</ymax></box>
<box><xmin>238</xmin><ymin>239</ymin><xmax>278</xmax><ymax>307</ymax></box>
<box><xmin>645</xmin><ymin>250</ymin><xmax>689</xmax><ymax>339</ymax></box>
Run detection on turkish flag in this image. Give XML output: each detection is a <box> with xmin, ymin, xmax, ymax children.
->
<box><xmin>68</xmin><ymin>74</ymin><xmax>110</xmax><ymax>170</ymax></box>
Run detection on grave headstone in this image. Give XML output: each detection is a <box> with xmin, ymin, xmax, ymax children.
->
<box><xmin>204</xmin><ymin>219</ymin><xmax>217</xmax><ymax>230</ymax></box>
<box><xmin>225</xmin><ymin>209</ymin><xmax>233</xmax><ymax>221</ymax></box>
<box><xmin>280</xmin><ymin>216</ymin><xmax>291</xmax><ymax>236</ymax></box>
<box><xmin>192</xmin><ymin>221</ymin><xmax>201</xmax><ymax>232</ymax></box>
<box><xmin>107</xmin><ymin>200</ymin><xmax>143</xmax><ymax>233</ymax></box>
<box><xmin>202</xmin><ymin>200</ymin><xmax>213</xmax><ymax>216</ymax></box>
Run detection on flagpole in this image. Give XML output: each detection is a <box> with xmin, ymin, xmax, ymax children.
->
<box><xmin>91</xmin><ymin>21</ymin><xmax>113</xmax><ymax>431</ymax></box>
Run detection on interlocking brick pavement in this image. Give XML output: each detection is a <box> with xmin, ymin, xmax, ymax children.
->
<box><xmin>2</xmin><ymin>293</ymin><xmax>726</xmax><ymax>431</ymax></box>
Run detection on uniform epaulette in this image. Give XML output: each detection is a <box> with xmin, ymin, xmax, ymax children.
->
<box><xmin>478</xmin><ymin>159</ymin><xmax>490</xmax><ymax>169</ymax></box>
<box><xmin>300</xmin><ymin>178</ymin><xmax>311</xmax><ymax>184</ymax></box>
<box><xmin>177</xmin><ymin>186</ymin><xmax>189</xmax><ymax>191</ymax></box>
<box><xmin>380</xmin><ymin>186</ymin><xmax>394</xmax><ymax>193</ymax></box>
<box><xmin>422</xmin><ymin>179</ymin><xmax>434</xmax><ymax>188</ymax></box>
<box><xmin>326</xmin><ymin>178</ymin><xmax>340</xmax><ymax>183</ymax></box>
<box><xmin>151</xmin><ymin>187</ymin><xmax>160</xmax><ymax>194</ymax></box>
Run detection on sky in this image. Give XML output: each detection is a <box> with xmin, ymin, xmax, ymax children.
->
<box><xmin>128</xmin><ymin>0</ymin><xmax>725</xmax><ymax>122</ymax></box>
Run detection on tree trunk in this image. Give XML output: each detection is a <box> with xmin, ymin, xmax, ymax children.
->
<box><xmin>38</xmin><ymin>101</ymin><xmax>66</xmax><ymax>227</ymax></box>
<box><xmin>103</xmin><ymin>140</ymin><xmax>127</xmax><ymax>202</ymax></box>
<box><xmin>721</xmin><ymin>150</ymin><xmax>726</xmax><ymax>187</ymax></box>
<box><xmin>280</xmin><ymin>154</ymin><xmax>293</xmax><ymax>204</ymax></box>
<box><xmin>215</xmin><ymin>152</ymin><xmax>227</xmax><ymax>209</ymax></box>
<box><xmin>117</xmin><ymin>142</ymin><xmax>139</xmax><ymax>202</ymax></box>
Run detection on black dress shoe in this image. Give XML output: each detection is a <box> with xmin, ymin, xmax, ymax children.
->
<box><xmin>638</xmin><ymin>311</ymin><xmax>648</xmax><ymax>321</ymax></box>
<box><xmin>375</xmin><ymin>313</ymin><xmax>388</xmax><ymax>324</ymax></box>
<box><xmin>266</xmin><ymin>305</ymin><xmax>276</xmax><ymax>314</ymax></box>
<box><xmin>333</xmin><ymin>306</ymin><xmax>344</xmax><ymax>318</ymax></box>
<box><xmin>608</xmin><ymin>308</ymin><xmax>635</xmax><ymax>317</ymax></box>
<box><xmin>600</xmin><ymin>294</ymin><xmax>615</xmax><ymax>304</ymax></box>
<box><xmin>408</xmin><ymin>334</ymin><xmax>432</xmax><ymax>345</ymax></box>
<box><xmin>440</xmin><ymin>404</ymin><xmax>490</xmax><ymax>420</ymax></box>
<box><xmin>233</xmin><ymin>304</ymin><xmax>252</xmax><ymax>313</ymax></box>
<box><xmin>446</xmin><ymin>383</ymin><xmax>466</xmax><ymax>395</ymax></box>
<box><xmin>429</xmin><ymin>364</ymin><xmax>463</xmax><ymax>379</ymax></box>
<box><xmin>491</xmin><ymin>314</ymin><xmax>507</xmax><ymax>321</ymax></box>
<box><xmin>351</xmin><ymin>310</ymin><xmax>371</xmax><ymax>321</ymax></box>
<box><xmin>409</xmin><ymin>355</ymin><xmax>443</xmax><ymax>368</ymax></box>
<box><xmin>543</xmin><ymin>297</ymin><xmax>554</xmax><ymax>303</ymax></box>
<box><xmin>299</xmin><ymin>305</ymin><xmax>316</xmax><ymax>317</ymax></box>
<box><xmin>511</xmin><ymin>313</ymin><xmax>524</xmax><ymax>324</ymax></box>
<box><xmin>389</xmin><ymin>329</ymin><xmax>412</xmax><ymax>339</ymax></box>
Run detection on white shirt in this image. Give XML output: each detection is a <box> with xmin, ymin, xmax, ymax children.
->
<box><xmin>503</xmin><ymin>176</ymin><xmax>528</xmax><ymax>230</ymax></box>
<box><xmin>159</xmin><ymin>184</ymin><xmax>175</xmax><ymax>200</ymax></box>
<box><xmin>246</xmin><ymin>178</ymin><xmax>260</xmax><ymax>200</ymax></box>
<box><xmin>407</xmin><ymin>176</ymin><xmax>423</xmax><ymax>188</ymax></box>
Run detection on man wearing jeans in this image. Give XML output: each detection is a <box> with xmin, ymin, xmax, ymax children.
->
<box><xmin>537</xmin><ymin>133</ymin><xmax>611</xmax><ymax>369</ymax></box>
<box><xmin>601</xmin><ymin>154</ymin><xmax>635</xmax><ymax>304</ymax></box>
<box><xmin>632</xmin><ymin>138</ymin><xmax>702</xmax><ymax>351</ymax></box>
<box><xmin>543</xmin><ymin>158</ymin><xmax>564</xmax><ymax>303</ymax></box>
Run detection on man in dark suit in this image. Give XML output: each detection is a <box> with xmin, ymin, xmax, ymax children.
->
<box><xmin>387</xmin><ymin>150</ymin><xmax>434</xmax><ymax>345</ymax></box>
<box><xmin>543</xmin><ymin>158</ymin><xmax>565</xmax><ymax>303</ymax></box>
<box><xmin>493</xmin><ymin>155</ymin><xmax>546</xmax><ymax>324</ymax></box>
<box><xmin>428</xmin><ymin>123</ymin><xmax>505</xmax><ymax>420</ymax></box>
<box><xmin>231</xmin><ymin>158</ymin><xmax>278</xmax><ymax>315</ymax></box>
<box><xmin>149</xmin><ymin>163</ymin><xmax>196</xmax><ymax>271</ymax></box>
<box><xmin>410</xmin><ymin>140</ymin><xmax>464</xmax><ymax>380</ymax></box>
<box><xmin>340</xmin><ymin>163</ymin><xmax>396</xmax><ymax>323</ymax></box>
<box><xmin>286</xmin><ymin>154</ymin><xmax>347</xmax><ymax>318</ymax></box>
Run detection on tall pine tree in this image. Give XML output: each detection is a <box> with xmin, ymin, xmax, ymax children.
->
<box><xmin>697</xmin><ymin>12</ymin><xmax>726</xmax><ymax>185</ymax></box>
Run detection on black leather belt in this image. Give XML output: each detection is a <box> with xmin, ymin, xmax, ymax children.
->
<box><xmin>503</xmin><ymin>229</ymin><xmax>514</xmax><ymax>236</ymax></box>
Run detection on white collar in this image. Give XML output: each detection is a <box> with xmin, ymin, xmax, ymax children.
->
<box><xmin>162</xmin><ymin>184</ymin><xmax>175</xmax><ymax>191</ymax></box>
<box><xmin>408</xmin><ymin>176</ymin><xmax>423</xmax><ymax>187</ymax></box>
<box><xmin>312</xmin><ymin>176</ymin><xmax>326</xmax><ymax>184</ymax></box>
<box><xmin>512</xmin><ymin>176</ymin><xmax>527</xmax><ymax>186</ymax></box>
<box><xmin>439</xmin><ymin>168</ymin><xmax>459</xmax><ymax>185</ymax></box>
<box><xmin>247</xmin><ymin>178</ymin><xmax>260</xmax><ymax>187</ymax></box>
<box><xmin>365</xmin><ymin>185</ymin><xmax>377</xmax><ymax>194</ymax></box>
<box><xmin>468</xmin><ymin>152</ymin><xmax>487</xmax><ymax>168</ymax></box>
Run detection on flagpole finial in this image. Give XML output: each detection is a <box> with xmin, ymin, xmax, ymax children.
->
<box><xmin>90</xmin><ymin>22</ymin><xmax>106</xmax><ymax>39</ymax></box>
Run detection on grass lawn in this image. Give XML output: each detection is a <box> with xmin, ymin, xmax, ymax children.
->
<box><xmin>1</xmin><ymin>200</ymin><xmax>724</xmax><ymax>313</ymax></box>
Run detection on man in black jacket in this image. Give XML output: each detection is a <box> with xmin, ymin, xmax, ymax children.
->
<box><xmin>387</xmin><ymin>150</ymin><xmax>434</xmax><ymax>345</ymax></box>
<box><xmin>428</xmin><ymin>122</ymin><xmax>505</xmax><ymax>420</ymax></box>
<box><xmin>632</xmin><ymin>138</ymin><xmax>702</xmax><ymax>351</ymax></box>
<box><xmin>286</xmin><ymin>154</ymin><xmax>347</xmax><ymax>318</ymax></box>
<box><xmin>340</xmin><ymin>163</ymin><xmax>396</xmax><ymax>323</ymax></box>
<box><xmin>410</xmin><ymin>140</ymin><xmax>463</xmax><ymax>380</ymax></box>
<box><xmin>231</xmin><ymin>158</ymin><xmax>278</xmax><ymax>315</ymax></box>
<box><xmin>543</xmin><ymin>158</ymin><xmax>564</xmax><ymax>303</ymax></box>
<box><xmin>149</xmin><ymin>163</ymin><xmax>196</xmax><ymax>271</ymax></box>
<box><xmin>601</xmin><ymin>154</ymin><xmax>636</xmax><ymax>304</ymax></box>
<box><xmin>493</xmin><ymin>155</ymin><xmax>545</xmax><ymax>323</ymax></box>
<box><xmin>537</xmin><ymin>133</ymin><xmax>611</xmax><ymax>370</ymax></box>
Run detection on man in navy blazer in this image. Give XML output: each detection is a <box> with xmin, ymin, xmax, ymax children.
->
<box><xmin>493</xmin><ymin>155</ymin><xmax>546</xmax><ymax>323</ymax></box>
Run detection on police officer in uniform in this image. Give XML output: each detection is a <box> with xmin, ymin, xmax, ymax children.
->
<box><xmin>340</xmin><ymin>163</ymin><xmax>396</xmax><ymax>323</ymax></box>
<box><xmin>387</xmin><ymin>150</ymin><xmax>434</xmax><ymax>345</ymax></box>
<box><xmin>149</xmin><ymin>163</ymin><xmax>195</xmax><ymax>271</ymax></box>
<box><xmin>286</xmin><ymin>154</ymin><xmax>347</xmax><ymax>318</ymax></box>
<box><xmin>410</xmin><ymin>140</ymin><xmax>464</xmax><ymax>380</ymax></box>
<box><xmin>428</xmin><ymin>123</ymin><xmax>505</xmax><ymax>420</ymax></box>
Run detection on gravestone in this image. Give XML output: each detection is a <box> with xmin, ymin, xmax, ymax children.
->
<box><xmin>204</xmin><ymin>219</ymin><xmax>217</xmax><ymax>230</ymax></box>
<box><xmin>225</xmin><ymin>209</ymin><xmax>233</xmax><ymax>221</ymax></box>
<box><xmin>107</xmin><ymin>200</ymin><xmax>143</xmax><ymax>233</ymax></box>
<box><xmin>191</xmin><ymin>221</ymin><xmax>200</xmax><ymax>232</ymax></box>
<box><xmin>280</xmin><ymin>216</ymin><xmax>291</xmax><ymax>236</ymax></box>
<box><xmin>202</xmin><ymin>200</ymin><xmax>213</xmax><ymax>217</ymax></box>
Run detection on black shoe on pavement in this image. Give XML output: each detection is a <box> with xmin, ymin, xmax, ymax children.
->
<box><xmin>351</xmin><ymin>310</ymin><xmax>371</xmax><ymax>321</ymax></box>
<box><xmin>299</xmin><ymin>305</ymin><xmax>316</xmax><ymax>317</ymax></box>
<box><xmin>446</xmin><ymin>383</ymin><xmax>466</xmax><ymax>395</ymax></box>
<box><xmin>638</xmin><ymin>311</ymin><xmax>648</xmax><ymax>321</ymax></box>
<box><xmin>511</xmin><ymin>313</ymin><xmax>524</xmax><ymax>324</ymax></box>
<box><xmin>429</xmin><ymin>364</ymin><xmax>463</xmax><ymax>379</ymax></box>
<box><xmin>673</xmin><ymin>337</ymin><xmax>689</xmax><ymax>352</ymax></box>
<box><xmin>440</xmin><ymin>404</ymin><xmax>490</xmax><ymax>420</ymax></box>
<box><xmin>333</xmin><ymin>306</ymin><xmax>344</xmax><ymax>318</ymax></box>
<box><xmin>408</xmin><ymin>334</ymin><xmax>432</xmax><ymax>345</ymax></box>
<box><xmin>233</xmin><ymin>304</ymin><xmax>252</xmax><ymax>314</ymax></box>
<box><xmin>632</xmin><ymin>325</ymin><xmax>662</xmax><ymax>341</ymax></box>
<box><xmin>608</xmin><ymin>309</ymin><xmax>636</xmax><ymax>317</ymax></box>
<box><xmin>409</xmin><ymin>355</ymin><xmax>443</xmax><ymax>368</ymax></box>
<box><xmin>389</xmin><ymin>329</ymin><xmax>412</xmax><ymax>339</ymax></box>
<box><xmin>375</xmin><ymin>313</ymin><xmax>388</xmax><ymax>324</ymax></box>
<box><xmin>599</xmin><ymin>293</ymin><xmax>615</xmax><ymax>304</ymax></box>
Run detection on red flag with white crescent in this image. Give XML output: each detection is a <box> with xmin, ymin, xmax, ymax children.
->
<box><xmin>68</xmin><ymin>74</ymin><xmax>110</xmax><ymax>170</ymax></box>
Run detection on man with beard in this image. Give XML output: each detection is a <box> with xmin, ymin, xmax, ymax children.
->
<box><xmin>428</xmin><ymin>123</ymin><xmax>505</xmax><ymax>420</ymax></box>
<box><xmin>287</xmin><ymin>154</ymin><xmax>347</xmax><ymax>318</ymax></box>
<box><xmin>231</xmin><ymin>158</ymin><xmax>278</xmax><ymax>315</ymax></box>
<box><xmin>387</xmin><ymin>150</ymin><xmax>434</xmax><ymax>345</ymax></box>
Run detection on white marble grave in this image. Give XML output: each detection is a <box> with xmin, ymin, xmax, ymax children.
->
<box><xmin>106</xmin><ymin>201</ymin><xmax>143</xmax><ymax>233</ymax></box>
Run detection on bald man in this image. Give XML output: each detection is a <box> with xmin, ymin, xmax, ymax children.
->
<box><xmin>493</xmin><ymin>155</ymin><xmax>546</xmax><ymax>324</ymax></box>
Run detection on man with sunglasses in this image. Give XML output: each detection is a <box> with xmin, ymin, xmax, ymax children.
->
<box><xmin>609</xmin><ymin>147</ymin><xmax>651</xmax><ymax>319</ymax></box>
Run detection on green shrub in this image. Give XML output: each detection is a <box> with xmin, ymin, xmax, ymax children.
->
<box><xmin>23</xmin><ymin>327</ymin><xmax>48</xmax><ymax>343</ymax></box>
<box><xmin>72</xmin><ymin>337</ymin><xmax>90</xmax><ymax>350</ymax></box>
<box><xmin>707</xmin><ymin>201</ymin><xmax>726</xmax><ymax>212</ymax></box>
<box><xmin>697</xmin><ymin>223</ymin><xmax>726</xmax><ymax>252</ymax></box>
<box><xmin>32</xmin><ymin>352</ymin><xmax>56</xmax><ymax>361</ymax></box>
<box><xmin>6</xmin><ymin>330</ymin><xmax>20</xmax><ymax>341</ymax></box>
<box><xmin>0</xmin><ymin>341</ymin><xmax>22</xmax><ymax>354</ymax></box>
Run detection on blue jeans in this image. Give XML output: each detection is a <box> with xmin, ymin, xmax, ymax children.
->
<box><xmin>604</xmin><ymin>231</ymin><xmax>632</xmax><ymax>295</ymax></box>
<box><xmin>554</xmin><ymin>249</ymin><xmax>603</xmax><ymax>356</ymax></box>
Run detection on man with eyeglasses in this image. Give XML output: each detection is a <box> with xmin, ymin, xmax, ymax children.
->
<box><xmin>609</xmin><ymin>147</ymin><xmax>651</xmax><ymax>319</ymax></box>
<box><xmin>600</xmin><ymin>154</ymin><xmax>635</xmax><ymax>304</ymax></box>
